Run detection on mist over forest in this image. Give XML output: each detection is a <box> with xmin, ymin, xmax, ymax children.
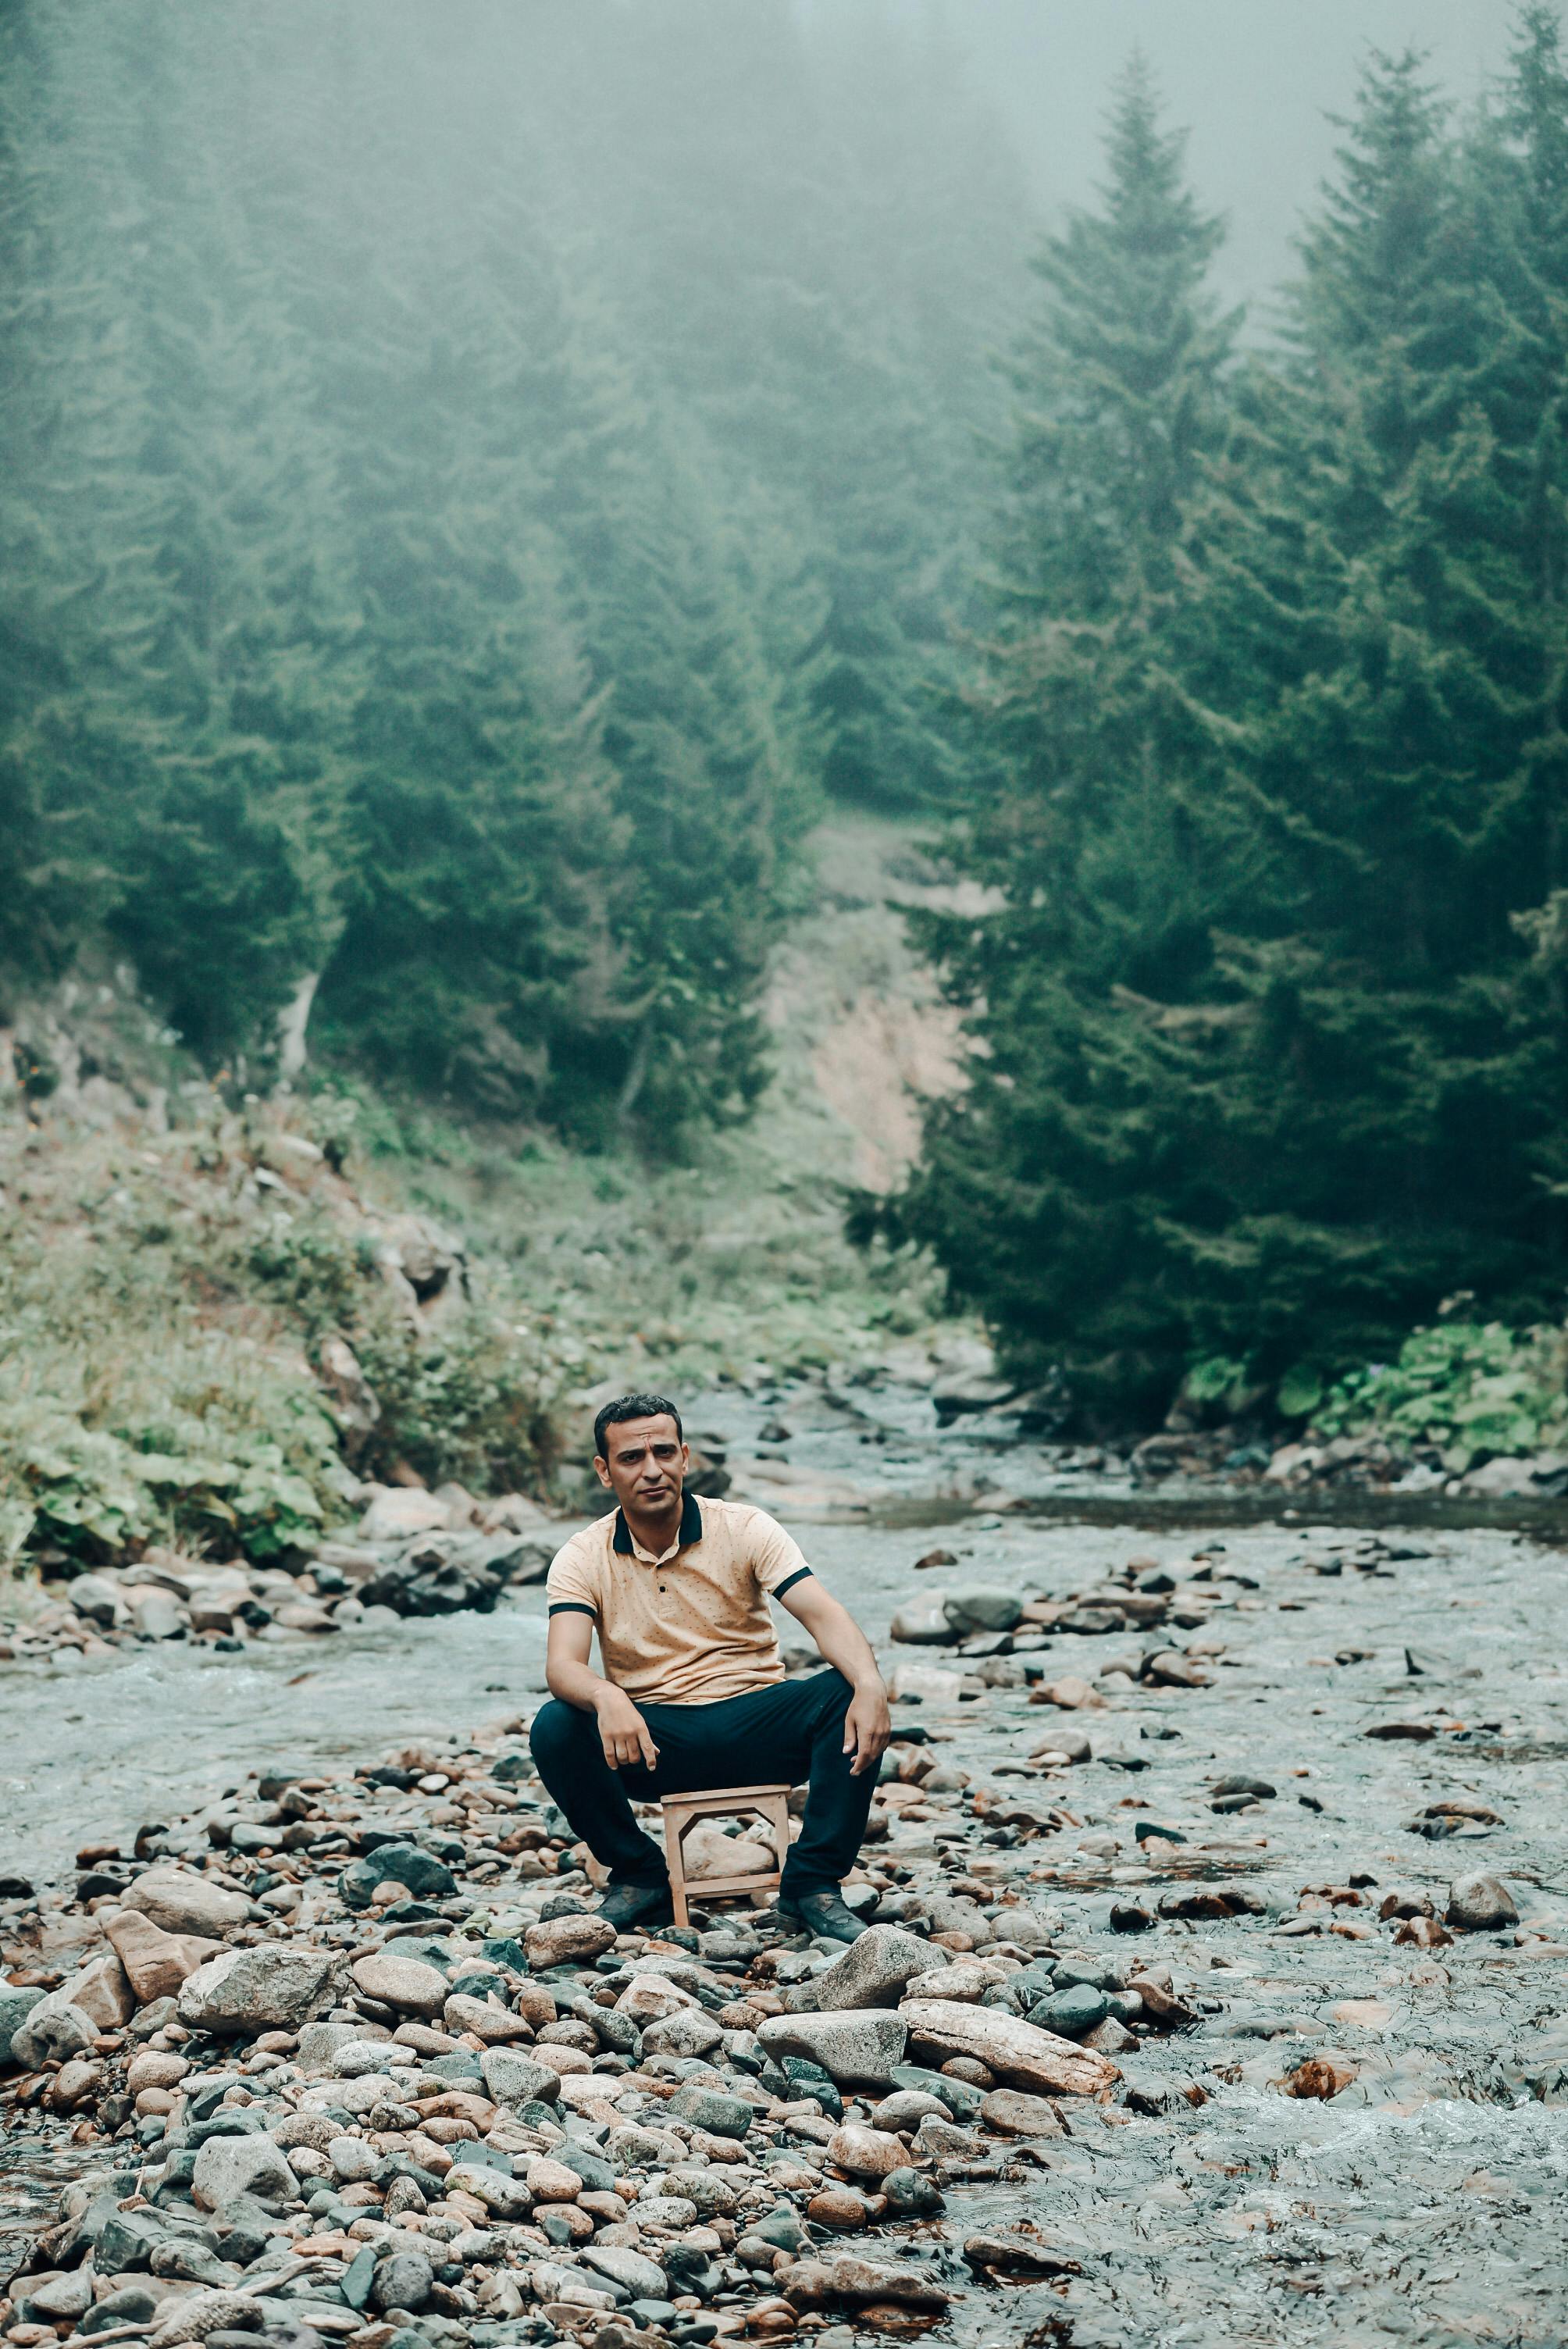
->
<box><xmin>3</xmin><ymin>0</ymin><xmax>1567</xmax><ymax>1440</ymax></box>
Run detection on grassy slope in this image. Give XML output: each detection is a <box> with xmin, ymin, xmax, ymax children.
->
<box><xmin>0</xmin><ymin>818</ymin><xmax>974</xmax><ymax>1590</ymax></box>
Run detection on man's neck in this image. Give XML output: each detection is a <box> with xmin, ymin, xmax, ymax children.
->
<box><xmin>622</xmin><ymin>1495</ymin><xmax>682</xmax><ymax>1556</ymax></box>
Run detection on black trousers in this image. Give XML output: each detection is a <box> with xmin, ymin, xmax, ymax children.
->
<box><xmin>528</xmin><ymin>1669</ymin><xmax>878</xmax><ymax>1903</ymax></box>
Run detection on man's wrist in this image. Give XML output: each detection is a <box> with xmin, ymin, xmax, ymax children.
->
<box><xmin>850</xmin><ymin>1670</ymin><xmax>886</xmax><ymax>1698</ymax></box>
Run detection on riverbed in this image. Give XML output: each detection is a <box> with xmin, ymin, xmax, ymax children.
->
<box><xmin>5</xmin><ymin>1424</ymin><xmax>1568</xmax><ymax>2344</ymax></box>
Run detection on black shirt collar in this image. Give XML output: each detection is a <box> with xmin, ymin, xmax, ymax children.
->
<box><xmin>612</xmin><ymin>1489</ymin><xmax>703</xmax><ymax>1557</ymax></box>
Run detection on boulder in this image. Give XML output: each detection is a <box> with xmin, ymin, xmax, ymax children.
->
<box><xmin>524</xmin><ymin>1914</ymin><xmax>618</xmax><ymax>1969</ymax></box>
<box><xmin>580</xmin><ymin>2244</ymin><xmax>668</xmax><ymax>2301</ymax></box>
<box><xmin>779</xmin><ymin>2255</ymin><xmax>951</xmax><ymax>2310</ymax></box>
<box><xmin>979</xmin><ymin>2087</ymin><xmax>1066</xmax><ymax>2137</ymax></box>
<box><xmin>121</xmin><ymin>1868</ymin><xmax>252</xmax><ymax>1941</ymax></box>
<box><xmin>640</xmin><ymin>2007</ymin><xmax>725</xmax><ymax>2059</ymax></box>
<box><xmin>757</xmin><ymin>2009</ymin><xmax>909</xmax><ymax>2088</ymax></box>
<box><xmin>824</xmin><ymin>2123</ymin><xmax>907</xmax><ymax>2180</ymax></box>
<box><xmin>358</xmin><ymin>1487</ymin><xmax>453</xmax><ymax>1542</ymax></box>
<box><xmin>480</xmin><ymin>2046</ymin><xmax>561</xmax><ymax>2107</ymax></box>
<box><xmin>178</xmin><ymin>1944</ymin><xmax>346</xmax><ymax>2034</ymax></box>
<box><xmin>443</xmin><ymin>1991</ymin><xmax>532</xmax><ymax>2041</ymax></box>
<box><xmin>351</xmin><ymin>1951</ymin><xmax>449</xmax><ymax>2015</ymax></box>
<box><xmin>899</xmin><ymin>1998</ymin><xmax>1119</xmax><ymax>2096</ymax></box>
<box><xmin>886</xmin><ymin>1663</ymin><xmax>965</xmax><ymax>1705</ymax></box>
<box><xmin>12</xmin><ymin>1954</ymin><xmax>134</xmax><ymax>2066</ymax></box>
<box><xmin>943</xmin><ymin>1587</ymin><xmax>1024</xmax><ymax>1636</ymax></box>
<box><xmin>0</xmin><ymin>1984</ymin><xmax>45</xmax><ymax>2066</ymax></box>
<box><xmin>1446</xmin><ymin>1872</ymin><xmax>1520</xmax><ymax>1932</ymax></box>
<box><xmin>809</xmin><ymin>1925</ymin><xmax>941</xmax><ymax>2012</ymax></box>
<box><xmin>102</xmin><ymin>1909</ymin><xmax>225</xmax><ymax>2005</ymax></box>
<box><xmin>191</xmin><ymin>2133</ymin><xmax>299</xmax><ymax>2210</ymax></box>
<box><xmin>10</xmin><ymin>1998</ymin><xmax>97</xmax><ymax>2069</ymax></box>
<box><xmin>889</xmin><ymin>1601</ymin><xmax>960</xmax><ymax>1647</ymax></box>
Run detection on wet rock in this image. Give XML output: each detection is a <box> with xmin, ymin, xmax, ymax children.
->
<box><xmin>961</xmin><ymin>2232</ymin><xmax>1080</xmax><ymax>2277</ymax></box>
<box><xmin>900</xmin><ymin>1998</ymin><xmax>1120</xmax><ymax>2096</ymax></box>
<box><xmin>1278</xmin><ymin>2055</ymin><xmax>1356</xmax><ymax>2100</ymax></box>
<box><xmin>810</xmin><ymin>1924</ymin><xmax>939</xmax><ymax>2011</ymax></box>
<box><xmin>979</xmin><ymin>2087</ymin><xmax>1066</xmax><ymax>2137</ymax></box>
<box><xmin>1028</xmin><ymin>1983</ymin><xmax>1109</xmax><ymax>2039</ymax></box>
<box><xmin>779</xmin><ymin>2255</ymin><xmax>951</xmax><ymax>2310</ymax></box>
<box><xmin>758</xmin><ymin>2009</ymin><xmax>909</xmax><ymax>2087</ymax></box>
<box><xmin>882</xmin><ymin>2166</ymin><xmax>944</xmax><ymax>2215</ymax></box>
<box><xmin>177</xmin><ymin>1944</ymin><xmax>346</xmax><ymax>2033</ymax></box>
<box><xmin>1446</xmin><ymin>1872</ymin><xmax>1520</xmax><ymax>1931</ymax></box>
<box><xmin>808</xmin><ymin>2187</ymin><xmax>871</xmax><ymax>2230</ymax></box>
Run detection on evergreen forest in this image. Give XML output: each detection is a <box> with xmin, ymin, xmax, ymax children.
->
<box><xmin>4</xmin><ymin>0</ymin><xmax>1568</xmax><ymax>1426</ymax></box>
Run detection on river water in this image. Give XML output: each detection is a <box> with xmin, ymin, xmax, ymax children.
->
<box><xmin>5</xmin><ymin>1391</ymin><xmax>1568</xmax><ymax>2342</ymax></box>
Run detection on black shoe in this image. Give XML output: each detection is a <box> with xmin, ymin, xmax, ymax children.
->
<box><xmin>596</xmin><ymin>1879</ymin><xmax>674</xmax><ymax>1933</ymax></box>
<box><xmin>773</xmin><ymin>1889</ymin><xmax>869</xmax><ymax>1944</ymax></box>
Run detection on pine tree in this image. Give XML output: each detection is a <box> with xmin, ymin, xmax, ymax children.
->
<box><xmin>901</xmin><ymin>60</ymin><xmax>1242</xmax><ymax>1417</ymax></box>
<box><xmin>904</xmin><ymin>45</ymin><xmax>1568</xmax><ymax>1420</ymax></box>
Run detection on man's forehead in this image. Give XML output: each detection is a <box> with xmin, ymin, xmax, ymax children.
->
<box><xmin>605</xmin><ymin>1414</ymin><xmax>682</xmax><ymax>1451</ymax></box>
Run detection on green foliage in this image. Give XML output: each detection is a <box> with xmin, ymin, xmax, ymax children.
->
<box><xmin>1314</xmin><ymin>1319</ymin><xmax>1568</xmax><ymax>1470</ymax></box>
<box><xmin>903</xmin><ymin>37</ymin><xmax>1568</xmax><ymax>1422</ymax></box>
<box><xmin>353</xmin><ymin>1319</ymin><xmax>563</xmax><ymax>1498</ymax></box>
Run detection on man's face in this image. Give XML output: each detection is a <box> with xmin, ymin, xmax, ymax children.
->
<box><xmin>594</xmin><ymin>1413</ymin><xmax>688</xmax><ymax>1520</ymax></box>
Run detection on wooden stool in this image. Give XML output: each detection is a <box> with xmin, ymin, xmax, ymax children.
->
<box><xmin>660</xmin><ymin>1782</ymin><xmax>792</xmax><ymax>1929</ymax></box>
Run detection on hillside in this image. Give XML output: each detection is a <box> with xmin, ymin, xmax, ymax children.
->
<box><xmin>0</xmin><ymin>818</ymin><xmax>979</xmax><ymax>1597</ymax></box>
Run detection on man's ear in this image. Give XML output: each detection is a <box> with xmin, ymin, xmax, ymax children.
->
<box><xmin>593</xmin><ymin>1455</ymin><xmax>614</xmax><ymax>1489</ymax></box>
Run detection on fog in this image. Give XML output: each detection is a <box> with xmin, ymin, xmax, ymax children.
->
<box><xmin>808</xmin><ymin>0</ymin><xmax>1513</xmax><ymax>309</ymax></box>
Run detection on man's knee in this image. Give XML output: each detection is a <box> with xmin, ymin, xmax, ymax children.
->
<box><xmin>806</xmin><ymin>1668</ymin><xmax>854</xmax><ymax>1727</ymax></box>
<box><xmin>529</xmin><ymin>1698</ymin><xmax>593</xmax><ymax>1783</ymax></box>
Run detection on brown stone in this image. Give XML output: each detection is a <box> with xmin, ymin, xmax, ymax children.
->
<box><xmin>824</xmin><ymin>2124</ymin><xmax>907</xmax><ymax>2180</ymax></box>
<box><xmin>102</xmin><ymin>1909</ymin><xmax>225</xmax><ymax>2005</ymax></box>
<box><xmin>1278</xmin><ymin>2055</ymin><xmax>1356</xmax><ymax>2100</ymax></box>
<box><xmin>351</xmin><ymin>1951</ymin><xmax>449</xmax><ymax>2015</ymax></box>
<box><xmin>523</xmin><ymin>1915</ymin><xmax>617</xmax><ymax>1970</ymax></box>
<box><xmin>978</xmin><ymin>2087</ymin><xmax>1065</xmax><ymax>2138</ymax></box>
<box><xmin>900</xmin><ymin>1998</ymin><xmax>1120</xmax><ymax>2098</ymax></box>
<box><xmin>807</xmin><ymin>2188</ymin><xmax>869</xmax><ymax>2230</ymax></box>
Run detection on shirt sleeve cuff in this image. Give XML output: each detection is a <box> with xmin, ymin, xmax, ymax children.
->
<box><xmin>773</xmin><ymin>1567</ymin><xmax>813</xmax><ymax>1599</ymax></box>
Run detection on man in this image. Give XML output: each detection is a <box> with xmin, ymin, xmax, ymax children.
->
<box><xmin>529</xmin><ymin>1392</ymin><xmax>890</xmax><ymax>1942</ymax></box>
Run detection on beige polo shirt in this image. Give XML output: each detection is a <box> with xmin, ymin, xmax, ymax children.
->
<box><xmin>546</xmin><ymin>1492</ymin><xmax>814</xmax><ymax>1707</ymax></box>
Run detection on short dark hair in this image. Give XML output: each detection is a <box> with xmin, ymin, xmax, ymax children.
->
<box><xmin>593</xmin><ymin>1392</ymin><xmax>684</xmax><ymax>1460</ymax></box>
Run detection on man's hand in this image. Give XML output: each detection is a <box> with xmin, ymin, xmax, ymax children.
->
<box><xmin>594</xmin><ymin>1684</ymin><xmax>659</xmax><ymax>1771</ymax></box>
<box><xmin>843</xmin><ymin>1677</ymin><xmax>891</xmax><ymax>1777</ymax></box>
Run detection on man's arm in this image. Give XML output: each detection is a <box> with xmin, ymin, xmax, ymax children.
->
<box><xmin>778</xmin><ymin>1578</ymin><xmax>891</xmax><ymax>1775</ymax></box>
<box><xmin>544</xmin><ymin>1613</ymin><xmax>659</xmax><ymax>1770</ymax></box>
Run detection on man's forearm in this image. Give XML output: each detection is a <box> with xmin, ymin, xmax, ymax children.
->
<box><xmin>793</xmin><ymin>1590</ymin><xmax>884</xmax><ymax>1690</ymax></box>
<box><xmin>547</xmin><ymin>1655</ymin><xmax>614</xmax><ymax>1712</ymax></box>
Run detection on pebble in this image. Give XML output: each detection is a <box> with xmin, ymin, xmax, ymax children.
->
<box><xmin>1447</xmin><ymin>1872</ymin><xmax>1520</xmax><ymax>1931</ymax></box>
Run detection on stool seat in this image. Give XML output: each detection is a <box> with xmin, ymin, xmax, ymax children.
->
<box><xmin>659</xmin><ymin>1782</ymin><xmax>792</xmax><ymax>1928</ymax></box>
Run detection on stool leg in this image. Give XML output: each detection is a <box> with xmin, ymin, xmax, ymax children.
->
<box><xmin>668</xmin><ymin>1814</ymin><xmax>690</xmax><ymax>1930</ymax></box>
